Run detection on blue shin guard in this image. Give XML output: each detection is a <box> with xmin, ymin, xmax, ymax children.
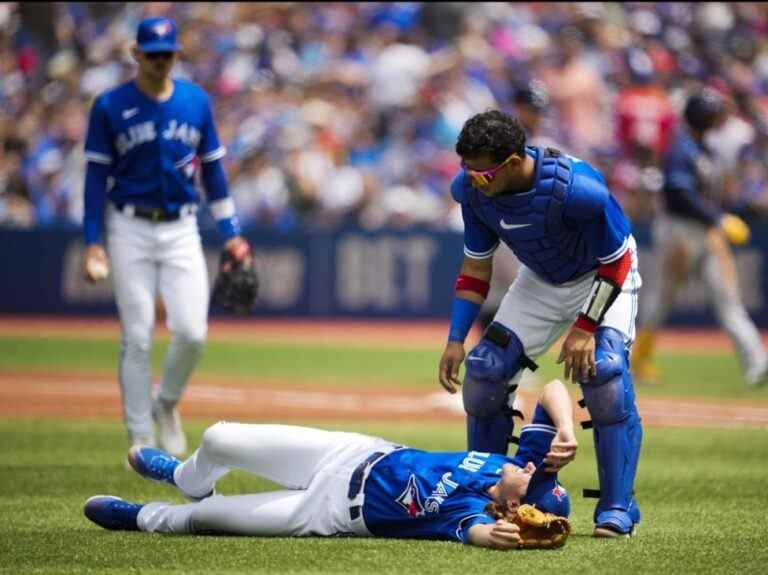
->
<box><xmin>462</xmin><ymin>322</ymin><xmax>536</xmax><ymax>454</ymax></box>
<box><xmin>466</xmin><ymin>412</ymin><xmax>514</xmax><ymax>455</ymax></box>
<box><xmin>581</xmin><ymin>328</ymin><xmax>643</xmax><ymax>534</ymax></box>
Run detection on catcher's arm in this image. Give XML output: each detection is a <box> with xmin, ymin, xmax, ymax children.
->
<box><xmin>467</xmin><ymin>520</ymin><xmax>521</xmax><ymax>550</ymax></box>
<box><xmin>539</xmin><ymin>379</ymin><xmax>578</xmax><ymax>473</ymax></box>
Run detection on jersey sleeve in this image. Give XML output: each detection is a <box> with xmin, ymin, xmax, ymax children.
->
<box><xmin>565</xmin><ymin>166</ymin><xmax>631</xmax><ymax>264</ymax></box>
<box><xmin>84</xmin><ymin>97</ymin><xmax>115</xmax><ymax>166</ymax></box>
<box><xmin>460</xmin><ymin>202</ymin><xmax>500</xmax><ymax>260</ymax></box>
<box><xmin>455</xmin><ymin>513</ymin><xmax>495</xmax><ymax>544</ymax></box>
<box><xmin>198</xmin><ymin>93</ymin><xmax>226</xmax><ymax>163</ymax></box>
<box><xmin>450</xmin><ymin>172</ymin><xmax>500</xmax><ymax>259</ymax></box>
<box><xmin>511</xmin><ymin>404</ymin><xmax>557</xmax><ymax>469</ymax></box>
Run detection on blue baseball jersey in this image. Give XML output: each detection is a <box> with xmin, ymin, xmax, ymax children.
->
<box><xmin>451</xmin><ymin>147</ymin><xmax>631</xmax><ymax>284</ymax></box>
<box><xmin>662</xmin><ymin>128</ymin><xmax>722</xmax><ymax>226</ymax></box>
<box><xmin>361</xmin><ymin>414</ymin><xmax>562</xmax><ymax>543</ymax></box>
<box><xmin>84</xmin><ymin>79</ymin><xmax>229</xmax><ymax>240</ymax></box>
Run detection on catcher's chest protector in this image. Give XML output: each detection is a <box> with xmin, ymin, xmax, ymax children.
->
<box><xmin>467</xmin><ymin>148</ymin><xmax>594</xmax><ymax>284</ymax></box>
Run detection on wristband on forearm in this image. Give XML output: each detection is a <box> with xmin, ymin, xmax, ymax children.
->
<box><xmin>575</xmin><ymin>277</ymin><xmax>621</xmax><ymax>333</ymax></box>
<box><xmin>455</xmin><ymin>274</ymin><xmax>490</xmax><ymax>298</ymax></box>
<box><xmin>575</xmin><ymin>249</ymin><xmax>631</xmax><ymax>333</ymax></box>
<box><xmin>448</xmin><ymin>297</ymin><xmax>482</xmax><ymax>343</ymax></box>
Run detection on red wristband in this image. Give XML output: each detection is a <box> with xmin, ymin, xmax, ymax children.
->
<box><xmin>455</xmin><ymin>274</ymin><xmax>490</xmax><ymax>299</ymax></box>
<box><xmin>575</xmin><ymin>314</ymin><xmax>598</xmax><ymax>333</ymax></box>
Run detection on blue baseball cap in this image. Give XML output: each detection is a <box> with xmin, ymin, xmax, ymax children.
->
<box><xmin>522</xmin><ymin>471</ymin><xmax>571</xmax><ymax>517</ymax></box>
<box><xmin>136</xmin><ymin>17</ymin><xmax>181</xmax><ymax>53</ymax></box>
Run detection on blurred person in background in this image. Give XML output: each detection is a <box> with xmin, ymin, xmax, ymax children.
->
<box><xmin>632</xmin><ymin>88</ymin><xmax>768</xmax><ymax>388</ymax></box>
<box><xmin>610</xmin><ymin>47</ymin><xmax>676</xmax><ymax>223</ymax></box>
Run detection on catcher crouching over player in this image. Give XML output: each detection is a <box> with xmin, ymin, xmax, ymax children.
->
<box><xmin>83</xmin><ymin>380</ymin><xmax>576</xmax><ymax>550</ymax></box>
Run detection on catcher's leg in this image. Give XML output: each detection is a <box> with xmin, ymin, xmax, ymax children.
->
<box><xmin>462</xmin><ymin>322</ymin><xmax>528</xmax><ymax>455</ymax></box>
<box><xmin>580</xmin><ymin>328</ymin><xmax>643</xmax><ymax>537</ymax></box>
<box><xmin>479</xmin><ymin>265</ymin><xmax>587</xmax><ymax>455</ymax></box>
<box><xmin>174</xmin><ymin>422</ymin><xmax>388</xmax><ymax>498</ymax></box>
<box><xmin>108</xmin><ymin>211</ymin><xmax>159</xmax><ymax>445</ymax></box>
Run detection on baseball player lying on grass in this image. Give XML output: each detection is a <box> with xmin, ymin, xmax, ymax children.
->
<box><xmin>84</xmin><ymin>380</ymin><xmax>576</xmax><ymax>550</ymax></box>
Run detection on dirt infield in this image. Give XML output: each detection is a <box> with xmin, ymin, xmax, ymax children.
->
<box><xmin>2</xmin><ymin>371</ymin><xmax>767</xmax><ymax>429</ymax></box>
<box><xmin>2</xmin><ymin>316</ymin><xmax>767</xmax><ymax>429</ymax></box>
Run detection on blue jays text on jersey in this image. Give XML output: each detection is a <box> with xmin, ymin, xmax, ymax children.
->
<box><xmin>451</xmin><ymin>147</ymin><xmax>632</xmax><ymax>284</ymax></box>
<box><xmin>83</xmin><ymin>79</ymin><xmax>236</xmax><ymax>244</ymax></box>
<box><xmin>360</xmin><ymin>407</ymin><xmax>566</xmax><ymax>543</ymax></box>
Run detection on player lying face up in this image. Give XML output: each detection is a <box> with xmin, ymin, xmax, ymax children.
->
<box><xmin>84</xmin><ymin>381</ymin><xmax>573</xmax><ymax>550</ymax></box>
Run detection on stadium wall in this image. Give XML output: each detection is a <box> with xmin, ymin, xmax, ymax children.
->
<box><xmin>0</xmin><ymin>224</ymin><xmax>764</xmax><ymax>326</ymax></box>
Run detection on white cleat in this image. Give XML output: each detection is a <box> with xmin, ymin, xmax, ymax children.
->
<box><xmin>152</xmin><ymin>399</ymin><xmax>187</xmax><ymax>457</ymax></box>
<box><xmin>746</xmin><ymin>366</ymin><xmax>768</xmax><ymax>389</ymax></box>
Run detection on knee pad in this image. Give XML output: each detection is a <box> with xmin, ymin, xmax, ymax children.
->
<box><xmin>462</xmin><ymin>322</ymin><xmax>536</xmax><ymax>418</ymax></box>
<box><xmin>580</xmin><ymin>328</ymin><xmax>635</xmax><ymax>426</ymax></box>
<box><xmin>463</xmin><ymin>323</ymin><xmax>537</xmax><ymax>454</ymax></box>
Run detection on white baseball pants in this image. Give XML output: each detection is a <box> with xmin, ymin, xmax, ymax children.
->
<box><xmin>106</xmin><ymin>205</ymin><xmax>209</xmax><ymax>442</ymax></box>
<box><xmin>137</xmin><ymin>423</ymin><xmax>398</xmax><ymax>537</ymax></box>
<box><xmin>494</xmin><ymin>236</ymin><xmax>642</xmax><ymax>390</ymax></box>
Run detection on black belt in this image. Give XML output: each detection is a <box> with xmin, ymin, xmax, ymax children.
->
<box><xmin>115</xmin><ymin>203</ymin><xmax>191</xmax><ymax>222</ymax></box>
<box><xmin>348</xmin><ymin>451</ymin><xmax>386</xmax><ymax>521</ymax></box>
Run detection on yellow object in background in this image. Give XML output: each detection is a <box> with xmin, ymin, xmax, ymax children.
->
<box><xmin>720</xmin><ymin>213</ymin><xmax>750</xmax><ymax>246</ymax></box>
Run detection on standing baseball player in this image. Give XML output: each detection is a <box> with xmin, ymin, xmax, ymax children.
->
<box><xmin>84</xmin><ymin>379</ymin><xmax>576</xmax><ymax>550</ymax></box>
<box><xmin>438</xmin><ymin>110</ymin><xmax>643</xmax><ymax>538</ymax></box>
<box><xmin>81</xmin><ymin>16</ymin><xmax>252</xmax><ymax>456</ymax></box>
<box><xmin>632</xmin><ymin>89</ymin><xmax>768</xmax><ymax>387</ymax></box>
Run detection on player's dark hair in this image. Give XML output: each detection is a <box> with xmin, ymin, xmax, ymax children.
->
<box><xmin>456</xmin><ymin>110</ymin><xmax>526</xmax><ymax>163</ymax></box>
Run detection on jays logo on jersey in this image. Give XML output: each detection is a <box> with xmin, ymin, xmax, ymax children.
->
<box><xmin>396</xmin><ymin>475</ymin><xmax>425</xmax><ymax>518</ymax></box>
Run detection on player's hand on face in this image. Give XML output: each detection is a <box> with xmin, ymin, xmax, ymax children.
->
<box><xmin>490</xmin><ymin>519</ymin><xmax>522</xmax><ymax>550</ymax></box>
<box><xmin>543</xmin><ymin>427</ymin><xmax>578</xmax><ymax>472</ymax></box>
<box><xmin>438</xmin><ymin>342</ymin><xmax>465</xmax><ymax>394</ymax></box>
<box><xmin>557</xmin><ymin>326</ymin><xmax>596</xmax><ymax>384</ymax></box>
<box><xmin>83</xmin><ymin>244</ymin><xmax>110</xmax><ymax>283</ymax></box>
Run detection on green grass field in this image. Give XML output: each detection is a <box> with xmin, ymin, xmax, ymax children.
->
<box><xmin>2</xmin><ymin>331</ymin><xmax>768</xmax><ymax>574</ymax></box>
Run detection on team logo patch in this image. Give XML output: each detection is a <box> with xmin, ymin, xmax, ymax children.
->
<box><xmin>551</xmin><ymin>485</ymin><xmax>567</xmax><ymax>501</ymax></box>
<box><xmin>153</xmin><ymin>22</ymin><xmax>172</xmax><ymax>38</ymax></box>
<box><xmin>396</xmin><ymin>474</ymin><xmax>425</xmax><ymax>518</ymax></box>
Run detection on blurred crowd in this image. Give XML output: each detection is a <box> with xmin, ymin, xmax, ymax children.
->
<box><xmin>2</xmin><ymin>2</ymin><xmax>768</xmax><ymax>233</ymax></box>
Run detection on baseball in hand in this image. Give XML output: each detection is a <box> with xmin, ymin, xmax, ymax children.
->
<box><xmin>87</xmin><ymin>259</ymin><xmax>110</xmax><ymax>281</ymax></box>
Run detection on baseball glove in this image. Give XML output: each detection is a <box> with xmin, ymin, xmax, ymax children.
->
<box><xmin>211</xmin><ymin>240</ymin><xmax>259</xmax><ymax>315</ymax></box>
<box><xmin>511</xmin><ymin>504</ymin><xmax>571</xmax><ymax>549</ymax></box>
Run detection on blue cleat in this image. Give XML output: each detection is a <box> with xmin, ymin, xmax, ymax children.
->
<box><xmin>593</xmin><ymin>500</ymin><xmax>641</xmax><ymax>538</ymax></box>
<box><xmin>127</xmin><ymin>445</ymin><xmax>180</xmax><ymax>486</ymax></box>
<box><xmin>84</xmin><ymin>495</ymin><xmax>143</xmax><ymax>531</ymax></box>
<box><xmin>128</xmin><ymin>445</ymin><xmax>214</xmax><ymax>501</ymax></box>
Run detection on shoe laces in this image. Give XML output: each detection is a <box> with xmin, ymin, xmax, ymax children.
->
<box><xmin>147</xmin><ymin>453</ymin><xmax>179</xmax><ymax>481</ymax></box>
<box><xmin>110</xmin><ymin>498</ymin><xmax>141</xmax><ymax>513</ymax></box>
